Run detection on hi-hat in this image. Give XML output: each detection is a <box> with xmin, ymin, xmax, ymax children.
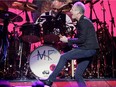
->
<box><xmin>11</xmin><ymin>1</ymin><xmax>38</xmax><ymax>11</ymax></box>
<box><xmin>0</xmin><ymin>10</ymin><xmax>23</xmax><ymax>22</ymax></box>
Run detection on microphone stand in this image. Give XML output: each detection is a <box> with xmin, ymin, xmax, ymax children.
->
<box><xmin>89</xmin><ymin>0</ymin><xmax>100</xmax><ymax>20</ymax></box>
<box><xmin>92</xmin><ymin>6</ymin><xmax>102</xmax><ymax>79</ymax></box>
<box><xmin>107</xmin><ymin>0</ymin><xmax>115</xmax><ymax>37</ymax></box>
<box><xmin>88</xmin><ymin>0</ymin><xmax>103</xmax><ymax>78</ymax></box>
<box><xmin>100</xmin><ymin>0</ymin><xmax>109</xmax><ymax>78</ymax></box>
<box><xmin>107</xmin><ymin>0</ymin><xmax>116</xmax><ymax>78</ymax></box>
<box><xmin>101</xmin><ymin>0</ymin><xmax>115</xmax><ymax>78</ymax></box>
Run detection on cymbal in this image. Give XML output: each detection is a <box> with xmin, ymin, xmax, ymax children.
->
<box><xmin>0</xmin><ymin>0</ymin><xmax>16</xmax><ymax>7</ymax></box>
<box><xmin>58</xmin><ymin>3</ymin><xmax>72</xmax><ymax>12</ymax></box>
<box><xmin>11</xmin><ymin>1</ymin><xmax>38</xmax><ymax>11</ymax></box>
<box><xmin>0</xmin><ymin>1</ymin><xmax>8</xmax><ymax>11</ymax></box>
<box><xmin>0</xmin><ymin>10</ymin><xmax>23</xmax><ymax>22</ymax></box>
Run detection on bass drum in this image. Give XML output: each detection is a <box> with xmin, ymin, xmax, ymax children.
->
<box><xmin>29</xmin><ymin>45</ymin><xmax>60</xmax><ymax>79</ymax></box>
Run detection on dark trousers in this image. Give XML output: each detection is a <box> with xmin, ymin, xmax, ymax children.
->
<box><xmin>48</xmin><ymin>48</ymin><xmax>96</xmax><ymax>87</ymax></box>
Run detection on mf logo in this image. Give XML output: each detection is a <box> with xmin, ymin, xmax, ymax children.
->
<box><xmin>37</xmin><ymin>49</ymin><xmax>55</xmax><ymax>61</ymax></box>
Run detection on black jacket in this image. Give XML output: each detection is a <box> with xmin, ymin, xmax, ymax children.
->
<box><xmin>68</xmin><ymin>15</ymin><xmax>99</xmax><ymax>50</ymax></box>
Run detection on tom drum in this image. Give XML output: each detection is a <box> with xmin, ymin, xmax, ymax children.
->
<box><xmin>20</xmin><ymin>22</ymin><xmax>41</xmax><ymax>43</ymax></box>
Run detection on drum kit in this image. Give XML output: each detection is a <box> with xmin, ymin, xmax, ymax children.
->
<box><xmin>1</xmin><ymin>0</ymin><xmax>112</xmax><ymax>80</ymax></box>
<box><xmin>0</xmin><ymin>1</ymin><xmax>74</xmax><ymax>80</ymax></box>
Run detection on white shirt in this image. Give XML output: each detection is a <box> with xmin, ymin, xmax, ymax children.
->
<box><xmin>35</xmin><ymin>10</ymin><xmax>75</xmax><ymax>31</ymax></box>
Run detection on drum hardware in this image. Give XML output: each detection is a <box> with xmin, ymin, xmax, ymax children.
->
<box><xmin>16</xmin><ymin>40</ymin><xmax>31</xmax><ymax>80</ymax></box>
<box><xmin>18</xmin><ymin>40</ymin><xmax>23</xmax><ymax>70</ymax></box>
<box><xmin>5</xmin><ymin>21</ymin><xmax>25</xmax><ymax>80</ymax></box>
<box><xmin>16</xmin><ymin>37</ymin><xmax>35</xmax><ymax>80</ymax></box>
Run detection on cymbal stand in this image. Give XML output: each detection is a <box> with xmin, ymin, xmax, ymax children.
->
<box><xmin>25</xmin><ymin>9</ymin><xmax>30</xmax><ymax>22</ymax></box>
<box><xmin>18</xmin><ymin>39</ymin><xmax>23</xmax><ymax>79</ymax></box>
<box><xmin>107</xmin><ymin>0</ymin><xmax>116</xmax><ymax>77</ymax></box>
<box><xmin>20</xmin><ymin>2</ymin><xmax>31</xmax><ymax>79</ymax></box>
<box><xmin>11</xmin><ymin>22</ymin><xmax>21</xmax><ymax>68</ymax></box>
<box><xmin>10</xmin><ymin>21</ymin><xmax>23</xmax><ymax>79</ymax></box>
<box><xmin>11</xmin><ymin>23</ymin><xmax>27</xmax><ymax>80</ymax></box>
<box><xmin>24</xmin><ymin>0</ymin><xmax>30</xmax><ymax>23</ymax></box>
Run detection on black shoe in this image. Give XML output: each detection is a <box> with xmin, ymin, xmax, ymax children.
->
<box><xmin>40</xmin><ymin>79</ymin><xmax>53</xmax><ymax>86</ymax></box>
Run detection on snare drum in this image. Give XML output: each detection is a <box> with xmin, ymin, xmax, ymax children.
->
<box><xmin>29</xmin><ymin>45</ymin><xmax>60</xmax><ymax>79</ymax></box>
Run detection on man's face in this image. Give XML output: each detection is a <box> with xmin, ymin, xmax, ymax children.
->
<box><xmin>70</xmin><ymin>6</ymin><xmax>79</xmax><ymax>19</ymax></box>
<box><xmin>52</xmin><ymin>7</ymin><xmax>59</xmax><ymax>14</ymax></box>
<box><xmin>51</xmin><ymin>1</ymin><xmax>63</xmax><ymax>15</ymax></box>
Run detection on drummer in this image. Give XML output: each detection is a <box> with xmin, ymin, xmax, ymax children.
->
<box><xmin>35</xmin><ymin>0</ymin><xmax>76</xmax><ymax>47</ymax></box>
<box><xmin>35</xmin><ymin>0</ymin><xmax>75</xmax><ymax>37</ymax></box>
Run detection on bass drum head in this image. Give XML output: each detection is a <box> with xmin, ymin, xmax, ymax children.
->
<box><xmin>29</xmin><ymin>45</ymin><xmax>60</xmax><ymax>79</ymax></box>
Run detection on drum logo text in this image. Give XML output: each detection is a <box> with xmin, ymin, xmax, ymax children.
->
<box><xmin>37</xmin><ymin>49</ymin><xmax>55</xmax><ymax>61</ymax></box>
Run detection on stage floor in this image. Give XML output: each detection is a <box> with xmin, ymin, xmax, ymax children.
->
<box><xmin>9</xmin><ymin>79</ymin><xmax>116</xmax><ymax>87</ymax></box>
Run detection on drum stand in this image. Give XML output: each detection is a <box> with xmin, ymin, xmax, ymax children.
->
<box><xmin>71</xmin><ymin>60</ymin><xmax>75</xmax><ymax>79</ymax></box>
<box><xmin>11</xmin><ymin>23</ymin><xmax>25</xmax><ymax>80</ymax></box>
<box><xmin>18</xmin><ymin>41</ymin><xmax>34</xmax><ymax>80</ymax></box>
<box><xmin>18</xmin><ymin>39</ymin><xmax>29</xmax><ymax>80</ymax></box>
